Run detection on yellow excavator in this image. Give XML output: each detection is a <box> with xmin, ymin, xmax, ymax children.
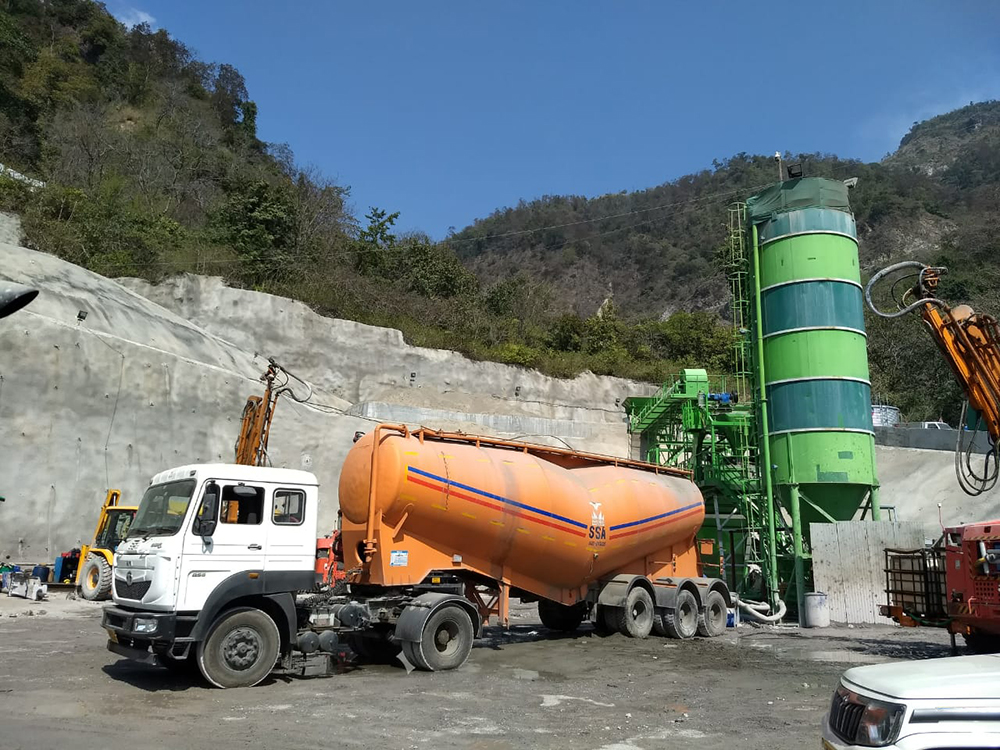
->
<box><xmin>75</xmin><ymin>357</ymin><xmax>311</xmax><ymax>599</ymax></box>
<box><xmin>76</xmin><ymin>490</ymin><xmax>137</xmax><ymax>600</ymax></box>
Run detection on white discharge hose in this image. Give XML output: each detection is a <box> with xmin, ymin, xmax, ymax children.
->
<box><xmin>736</xmin><ymin>596</ymin><xmax>787</xmax><ymax>623</ymax></box>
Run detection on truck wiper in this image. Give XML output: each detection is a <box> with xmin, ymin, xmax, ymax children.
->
<box><xmin>127</xmin><ymin>525</ymin><xmax>177</xmax><ymax>538</ymax></box>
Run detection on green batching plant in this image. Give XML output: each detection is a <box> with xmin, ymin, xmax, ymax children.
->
<box><xmin>747</xmin><ymin>176</ymin><xmax>880</xmax><ymax>614</ymax></box>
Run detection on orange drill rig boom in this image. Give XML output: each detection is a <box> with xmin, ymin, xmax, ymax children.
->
<box><xmin>234</xmin><ymin>357</ymin><xmax>313</xmax><ymax>466</ymax></box>
<box><xmin>866</xmin><ymin>260</ymin><xmax>1000</xmax><ymax>495</ymax></box>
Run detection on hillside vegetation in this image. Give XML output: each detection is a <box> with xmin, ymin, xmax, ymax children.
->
<box><xmin>1</xmin><ymin>1</ymin><xmax>999</xmax><ymax>423</ymax></box>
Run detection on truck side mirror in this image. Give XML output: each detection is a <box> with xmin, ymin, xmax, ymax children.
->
<box><xmin>193</xmin><ymin>484</ymin><xmax>219</xmax><ymax>538</ymax></box>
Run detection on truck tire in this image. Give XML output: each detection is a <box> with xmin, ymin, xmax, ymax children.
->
<box><xmin>347</xmin><ymin>633</ymin><xmax>402</xmax><ymax>664</ymax></box>
<box><xmin>697</xmin><ymin>590</ymin><xmax>728</xmax><ymax>638</ymax></box>
<box><xmin>614</xmin><ymin>587</ymin><xmax>654</xmax><ymax>639</ymax></box>
<box><xmin>403</xmin><ymin>605</ymin><xmax>474</xmax><ymax>672</ymax></box>
<box><xmin>593</xmin><ymin>604</ymin><xmax>616</xmax><ymax>636</ymax></box>
<box><xmin>963</xmin><ymin>629</ymin><xmax>1000</xmax><ymax>654</ymax></box>
<box><xmin>538</xmin><ymin>599</ymin><xmax>587</xmax><ymax>632</ymax></box>
<box><xmin>662</xmin><ymin>589</ymin><xmax>699</xmax><ymax>639</ymax></box>
<box><xmin>79</xmin><ymin>554</ymin><xmax>112</xmax><ymax>601</ymax></box>
<box><xmin>197</xmin><ymin>607</ymin><xmax>279</xmax><ymax>688</ymax></box>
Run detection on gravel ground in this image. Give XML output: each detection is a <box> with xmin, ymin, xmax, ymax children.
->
<box><xmin>0</xmin><ymin>594</ymin><xmax>955</xmax><ymax>750</ymax></box>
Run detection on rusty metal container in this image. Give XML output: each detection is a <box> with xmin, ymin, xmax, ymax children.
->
<box><xmin>339</xmin><ymin>429</ymin><xmax>704</xmax><ymax>597</ymax></box>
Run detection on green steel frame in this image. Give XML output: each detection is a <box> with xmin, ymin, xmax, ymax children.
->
<box><xmin>626</xmin><ymin>184</ymin><xmax>880</xmax><ymax>615</ymax></box>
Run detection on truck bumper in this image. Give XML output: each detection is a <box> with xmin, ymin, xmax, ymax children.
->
<box><xmin>102</xmin><ymin>605</ymin><xmax>178</xmax><ymax>657</ymax></box>
<box><xmin>107</xmin><ymin>639</ymin><xmax>158</xmax><ymax>665</ymax></box>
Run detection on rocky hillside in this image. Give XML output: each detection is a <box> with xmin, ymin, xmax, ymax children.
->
<box><xmin>0</xmin><ymin>1</ymin><xmax>998</xmax><ymax>421</ymax></box>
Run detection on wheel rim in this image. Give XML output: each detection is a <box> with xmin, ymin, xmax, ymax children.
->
<box><xmin>88</xmin><ymin>568</ymin><xmax>99</xmax><ymax>589</ymax></box>
<box><xmin>680</xmin><ymin>600</ymin><xmax>696</xmax><ymax>629</ymax></box>
<box><xmin>631</xmin><ymin>600</ymin><xmax>647</xmax><ymax>621</ymax></box>
<box><xmin>221</xmin><ymin>627</ymin><xmax>263</xmax><ymax>671</ymax></box>
<box><xmin>432</xmin><ymin>619</ymin><xmax>460</xmax><ymax>656</ymax></box>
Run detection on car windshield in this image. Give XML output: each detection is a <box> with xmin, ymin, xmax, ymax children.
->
<box><xmin>128</xmin><ymin>479</ymin><xmax>197</xmax><ymax>538</ymax></box>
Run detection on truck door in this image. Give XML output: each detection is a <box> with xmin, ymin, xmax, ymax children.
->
<box><xmin>179</xmin><ymin>481</ymin><xmax>268</xmax><ymax>612</ymax></box>
<box><xmin>265</xmin><ymin>486</ymin><xmax>316</xmax><ymax>583</ymax></box>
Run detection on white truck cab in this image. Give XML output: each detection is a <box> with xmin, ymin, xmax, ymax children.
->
<box><xmin>822</xmin><ymin>654</ymin><xmax>1000</xmax><ymax>749</ymax></box>
<box><xmin>103</xmin><ymin>464</ymin><xmax>320</xmax><ymax>686</ymax></box>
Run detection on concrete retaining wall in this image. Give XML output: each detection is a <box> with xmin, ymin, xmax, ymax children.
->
<box><xmin>875</xmin><ymin>425</ymin><xmax>990</xmax><ymax>452</ymax></box>
<box><xmin>0</xmin><ymin>242</ymin><xmax>645</xmax><ymax>561</ymax></box>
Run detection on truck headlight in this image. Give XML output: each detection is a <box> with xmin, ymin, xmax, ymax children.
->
<box><xmin>830</xmin><ymin>685</ymin><xmax>904</xmax><ymax>747</ymax></box>
<box><xmin>133</xmin><ymin>617</ymin><xmax>159</xmax><ymax>634</ymax></box>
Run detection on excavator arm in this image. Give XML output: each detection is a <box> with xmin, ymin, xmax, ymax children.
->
<box><xmin>866</xmin><ymin>261</ymin><xmax>1000</xmax><ymax>495</ymax></box>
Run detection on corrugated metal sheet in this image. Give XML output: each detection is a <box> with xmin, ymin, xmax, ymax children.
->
<box><xmin>810</xmin><ymin>521</ymin><xmax>929</xmax><ymax>625</ymax></box>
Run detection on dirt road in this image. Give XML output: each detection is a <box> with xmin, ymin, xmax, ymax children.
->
<box><xmin>0</xmin><ymin>597</ymin><xmax>953</xmax><ymax>750</ymax></box>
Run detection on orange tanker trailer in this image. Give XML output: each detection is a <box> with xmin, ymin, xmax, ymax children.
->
<box><xmin>335</xmin><ymin>425</ymin><xmax>731</xmax><ymax>670</ymax></box>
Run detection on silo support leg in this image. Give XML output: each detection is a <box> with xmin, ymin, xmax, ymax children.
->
<box><xmin>869</xmin><ymin>486</ymin><xmax>882</xmax><ymax>521</ymax></box>
<box><xmin>789</xmin><ymin>484</ymin><xmax>807</xmax><ymax>626</ymax></box>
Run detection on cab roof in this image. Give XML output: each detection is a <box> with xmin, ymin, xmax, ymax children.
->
<box><xmin>149</xmin><ymin>463</ymin><xmax>319</xmax><ymax>488</ymax></box>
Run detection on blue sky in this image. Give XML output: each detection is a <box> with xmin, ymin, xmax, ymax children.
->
<box><xmin>108</xmin><ymin>1</ymin><xmax>1000</xmax><ymax>238</ymax></box>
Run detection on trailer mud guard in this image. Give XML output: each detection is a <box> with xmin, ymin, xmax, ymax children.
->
<box><xmin>651</xmin><ymin>578</ymin><xmax>732</xmax><ymax>610</ymax></box>
<box><xmin>597</xmin><ymin>575</ymin><xmax>652</xmax><ymax>608</ymax></box>
<box><xmin>394</xmin><ymin>592</ymin><xmax>483</xmax><ymax>643</ymax></box>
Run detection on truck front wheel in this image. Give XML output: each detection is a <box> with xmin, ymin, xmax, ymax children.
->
<box><xmin>403</xmin><ymin>605</ymin><xmax>474</xmax><ymax>671</ymax></box>
<box><xmin>197</xmin><ymin>608</ymin><xmax>279</xmax><ymax>688</ymax></box>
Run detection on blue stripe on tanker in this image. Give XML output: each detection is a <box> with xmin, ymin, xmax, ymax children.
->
<box><xmin>608</xmin><ymin>502</ymin><xmax>703</xmax><ymax>531</ymax></box>
<box><xmin>407</xmin><ymin>466</ymin><xmax>702</xmax><ymax>533</ymax></box>
<box><xmin>407</xmin><ymin>466</ymin><xmax>588</xmax><ymax>529</ymax></box>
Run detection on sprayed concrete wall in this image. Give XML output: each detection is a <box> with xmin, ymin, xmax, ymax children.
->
<box><xmin>0</xmin><ymin>241</ymin><xmax>648</xmax><ymax>562</ymax></box>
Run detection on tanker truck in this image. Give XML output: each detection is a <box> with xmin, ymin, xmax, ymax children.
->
<box><xmin>101</xmin><ymin>425</ymin><xmax>731</xmax><ymax>688</ymax></box>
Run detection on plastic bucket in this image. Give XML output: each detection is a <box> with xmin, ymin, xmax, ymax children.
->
<box><xmin>803</xmin><ymin>592</ymin><xmax>830</xmax><ymax>628</ymax></box>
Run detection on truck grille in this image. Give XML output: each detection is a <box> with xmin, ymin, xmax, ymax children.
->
<box><xmin>115</xmin><ymin>578</ymin><xmax>151</xmax><ymax>600</ymax></box>
<box><xmin>829</xmin><ymin>689</ymin><xmax>865</xmax><ymax>744</ymax></box>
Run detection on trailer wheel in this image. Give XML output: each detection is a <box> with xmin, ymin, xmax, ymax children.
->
<box><xmin>197</xmin><ymin>608</ymin><xmax>279</xmax><ymax>688</ymax></box>
<box><xmin>697</xmin><ymin>590</ymin><xmax>728</xmax><ymax>638</ymax></box>
<box><xmin>614</xmin><ymin>587</ymin><xmax>654</xmax><ymax>639</ymax></box>
<box><xmin>662</xmin><ymin>589</ymin><xmax>698</xmax><ymax>639</ymax></box>
<box><xmin>963</xmin><ymin>629</ymin><xmax>1000</xmax><ymax>654</ymax></box>
<box><xmin>538</xmin><ymin>600</ymin><xmax>587</xmax><ymax>632</ymax></box>
<box><xmin>405</xmin><ymin>605</ymin><xmax>474</xmax><ymax>671</ymax></box>
<box><xmin>79</xmin><ymin>554</ymin><xmax>112</xmax><ymax>601</ymax></box>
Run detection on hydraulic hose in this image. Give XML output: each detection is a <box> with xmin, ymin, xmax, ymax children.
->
<box><xmin>864</xmin><ymin>260</ymin><xmax>947</xmax><ymax>318</ymax></box>
<box><xmin>736</xmin><ymin>596</ymin><xmax>787</xmax><ymax>623</ymax></box>
<box><xmin>955</xmin><ymin>400</ymin><xmax>1000</xmax><ymax>496</ymax></box>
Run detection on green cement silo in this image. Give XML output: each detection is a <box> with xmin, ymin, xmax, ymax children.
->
<box><xmin>746</xmin><ymin>177</ymin><xmax>880</xmax><ymax>606</ymax></box>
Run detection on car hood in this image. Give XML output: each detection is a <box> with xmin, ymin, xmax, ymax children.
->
<box><xmin>844</xmin><ymin>655</ymin><xmax>1000</xmax><ymax>700</ymax></box>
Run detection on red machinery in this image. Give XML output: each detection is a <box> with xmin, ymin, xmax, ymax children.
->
<box><xmin>315</xmin><ymin>530</ymin><xmax>346</xmax><ymax>588</ymax></box>
<box><xmin>883</xmin><ymin>520</ymin><xmax>1000</xmax><ymax>652</ymax></box>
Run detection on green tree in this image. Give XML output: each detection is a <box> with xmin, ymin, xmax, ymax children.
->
<box><xmin>214</xmin><ymin>180</ymin><xmax>298</xmax><ymax>286</ymax></box>
<box><xmin>354</xmin><ymin>207</ymin><xmax>399</xmax><ymax>277</ymax></box>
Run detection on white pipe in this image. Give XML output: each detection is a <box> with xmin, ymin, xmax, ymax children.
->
<box><xmin>736</xmin><ymin>596</ymin><xmax>787</xmax><ymax>623</ymax></box>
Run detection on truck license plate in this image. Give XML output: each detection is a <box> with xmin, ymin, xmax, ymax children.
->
<box><xmin>106</xmin><ymin>629</ymin><xmax>118</xmax><ymax>644</ymax></box>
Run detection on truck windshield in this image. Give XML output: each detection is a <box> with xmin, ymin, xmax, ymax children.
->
<box><xmin>128</xmin><ymin>479</ymin><xmax>197</xmax><ymax>538</ymax></box>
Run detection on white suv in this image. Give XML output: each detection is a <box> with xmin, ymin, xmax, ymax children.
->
<box><xmin>822</xmin><ymin>655</ymin><xmax>1000</xmax><ymax>749</ymax></box>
